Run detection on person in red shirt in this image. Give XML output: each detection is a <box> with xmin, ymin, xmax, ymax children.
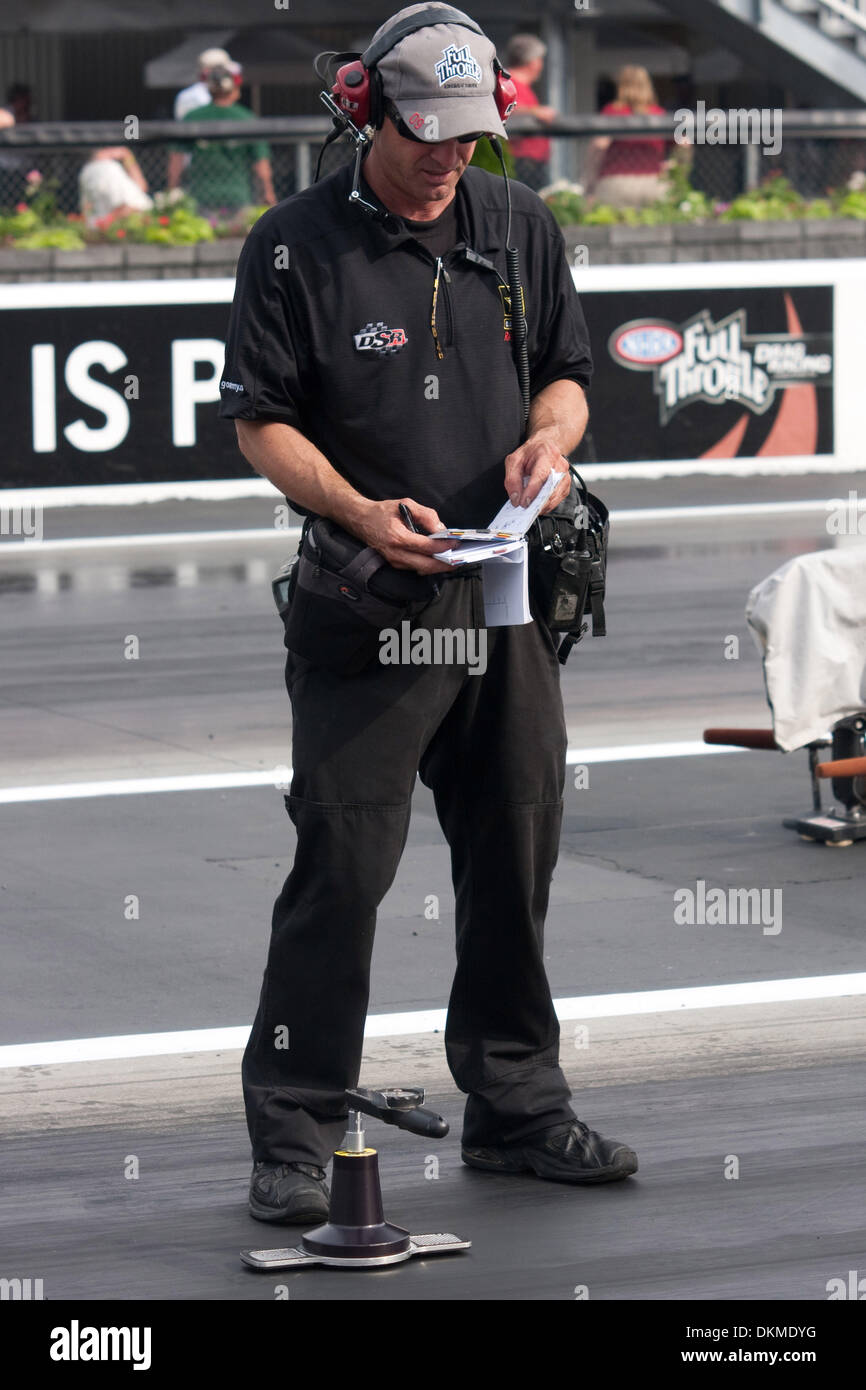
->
<box><xmin>586</xmin><ymin>66</ymin><xmax>671</xmax><ymax>208</ymax></box>
<box><xmin>504</xmin><ymin>33</ymin><xmax>557</xmax><ymax>189</ymax></box>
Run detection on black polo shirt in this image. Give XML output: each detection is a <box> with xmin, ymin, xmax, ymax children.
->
<box><xmin>219</xmin><ymin>156</ymin><xmax>592</xmax><ymax>527</ymax></box>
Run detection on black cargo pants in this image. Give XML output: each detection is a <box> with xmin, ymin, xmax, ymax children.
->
<box><xmin>242</xmin><ymin>568</ymin><xmax>577</xmax><ymax>1165</ymax></box>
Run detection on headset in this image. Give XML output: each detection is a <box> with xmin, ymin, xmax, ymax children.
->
<box><xmin>313</xmin><ymin>6</ymin><xmax>530</xmax><ymax>425</ymax></box>
<box><xmin>328</xmin><ymin>7</ymin><xmax>516</xmax><ymax>133</ymax></box>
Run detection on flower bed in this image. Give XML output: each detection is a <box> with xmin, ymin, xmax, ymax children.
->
<box><xmin>541</xmin><ymin>167</ymin><xmax>866</xmax><ymax>228</ymax></box>
<box><xmin>0</xmin><ymin>170</ymin><xmax>269</xmax><ymax>250</ymax></box>
<box><xmin>2</xmin><ymin>167</ymin><xmax>865</xmax><ymax>277</ymax></box>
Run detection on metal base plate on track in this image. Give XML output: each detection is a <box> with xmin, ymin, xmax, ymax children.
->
<box><xmin>784</xmin><ymin>812</ymin><xmax>866</xmax><ymax>845</ymax></box>
<box><xmin>241</xmin><ymin>1233</ymin><xmax>471</xmax><ymax>1270</ymax></box>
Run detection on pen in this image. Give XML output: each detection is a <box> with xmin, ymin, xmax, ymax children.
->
<box><xmin>399</xmin><ymin>503</ymin><xmax>440</xmax><ymax>597</ymax></box>
<box><xmin>399</xmin><ymin>503</ymin><xmax>426</xmax><ymax>534</ymax></box>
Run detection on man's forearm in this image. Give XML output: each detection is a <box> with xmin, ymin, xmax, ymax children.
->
<box><xmin>235</xmin><ymin>418</ymin><xmax>372</xmax><ymax>532</ymax></box>
<box><xmin>527</xmin><ymin>378</ymin><xmax>589</xmax><ymax>456</ymax></box>
<box><xmin>167</xmin><ymin>151</ymin><xmax>185</xmax><ymax>191</ymax></box>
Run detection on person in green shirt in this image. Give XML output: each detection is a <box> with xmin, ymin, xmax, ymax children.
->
<box><xmin>168</xmin><ymin>63</ymin><xmax>276</xmax><ymax>213</ymax></box>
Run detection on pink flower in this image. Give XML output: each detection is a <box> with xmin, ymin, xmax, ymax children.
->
<box><xmin>25</xmin><ymin>169</ymin><xmax>42</xmax><ymax>184</ymax></box>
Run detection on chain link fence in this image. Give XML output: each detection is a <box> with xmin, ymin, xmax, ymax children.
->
<box><xmin>1</xmin><ymin>113</ymin><xmax>865</xmax><ymax>228</ymax></box>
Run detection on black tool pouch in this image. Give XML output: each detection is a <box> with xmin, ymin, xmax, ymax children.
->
<box><xmin>527</xmin><ymin>468</ymin><xmax>609</xmax><ymax>665</ymax></box>
<box><xmin>273</xmin><ymin>516</ymin><xmax>439</xmax><ymax>675</ymax></box>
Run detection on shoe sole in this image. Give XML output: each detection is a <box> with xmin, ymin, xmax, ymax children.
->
<box><xmin>461</xmin><ymin>1147</ymin><xmax>638</xmax><ymax>1185</ymax></box>
<box><xmin>248</xmin><ymin>1196</ymin><xmax>330</xmax><ymax>1225</ymax></box>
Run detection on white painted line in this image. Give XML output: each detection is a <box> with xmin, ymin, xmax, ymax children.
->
<box><xmin>564</xmin><ymin>741</ymin><xmax>741</xmax><ymax>765</ymax></box>
<box><xmin>0</xmin><ymin>457</ymin><xmax>861</xmax><ymax>511</ymax></box>
<box><xmin>2</xmin><ymin>973</ymin><xmax>864</xmax><ymax>1069</ymax></box>
<box><xmin>0</xmin><ymin>499</ymin><xmax>854</xmax><ymax>554</ymax></box>
<box><xmin>0</xmin><ymin>528</ymin><xmax>297</xmax><ymax>554</ymax></box>
<box><xmin>614</xmin><ymin>499</ymin><xmax>862</xmax><ymax>523</ymax></box>
<box><xmin>0</xmin><ymin>742</ymin><xmax>743</xmax><ymax>805</ymax></box>
<box><xmin>0</xmin><ymin>769</ymin><xmax>291</xmax><ymax>804</ymax></box>
<box><xmin>553</xmin><ymin>973</ymin><xmax>866</xmax><ymax>1019</ymax></box>
<box><xmin>581</xmin><ymin>456</ymin><xmax>853</xmax><ymax>482</ymax></box>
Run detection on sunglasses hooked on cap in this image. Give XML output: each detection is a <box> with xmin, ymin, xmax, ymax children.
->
<box><xmin>384</xmin><ymin>98</ymin><xmax>485</xmax><ymax>145</ymax></box>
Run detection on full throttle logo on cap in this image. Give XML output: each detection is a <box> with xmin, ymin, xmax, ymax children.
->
<box><xmin>353</xmin><ymin>321</ymin><xmax>408</xmax><ymax>356</ymax></box>
<box><xmin>435</xmin><ymin>43</ymin><xmax>482</xmax><ymax>85</ymax></box>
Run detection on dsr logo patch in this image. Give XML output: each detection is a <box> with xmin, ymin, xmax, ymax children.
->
<box><xmin>353</xmin><ymin>321</ymin><xmax>408</xmax><ymax>356</ymax></box>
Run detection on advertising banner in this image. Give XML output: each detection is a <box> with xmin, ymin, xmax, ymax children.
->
<box><xmin>582</xmin><ymin>285</ymin><xmax>833</xmax><ymax>463</ymax></box>
<box><xmin>0</xmin><ymin>270</ymin><xmax>844</xmax><ymax>491</ymax></box>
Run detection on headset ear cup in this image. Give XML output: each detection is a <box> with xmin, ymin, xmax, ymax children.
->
<box><xmin>493</xmin><ymin>58</ymin><xmax>517</xmax><ymax>121</ymax></box>
<box><xmin>333</xmin><ymin>59</ymin><xmax>371</xmax><ymax>126</ymax></box>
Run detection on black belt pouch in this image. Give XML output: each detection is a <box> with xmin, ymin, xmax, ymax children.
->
<box><xmin>279</xmin><ymin>517</ymin><xmax>438</xmax><ymax>675</ymax></box>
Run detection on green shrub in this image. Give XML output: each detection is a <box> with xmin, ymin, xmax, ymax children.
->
<box><xmin>12</xmin><ymin>227</ymin><xmax>86</xmax><ymax>249</ymax></box>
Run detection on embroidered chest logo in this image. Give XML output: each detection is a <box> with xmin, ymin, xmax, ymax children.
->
<box><xmin>353</xmin><ymin>321</ymin><xmax>408</xmax><ymax>356</ymax></box>
<box><xmin>435</xmin><ymin>44</ymin><xmax>482</xmax><ymax>86</ymax></box>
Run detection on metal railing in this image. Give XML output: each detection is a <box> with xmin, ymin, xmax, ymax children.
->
<box><xmin>1</xmin><ymin>111</ymin><xmax>865</xmax><ymax>223</ymax></box>
<box><xmin>806</xmin><ymin>0</ymin><xmax>866</xmax><ymax>37</ymax></box>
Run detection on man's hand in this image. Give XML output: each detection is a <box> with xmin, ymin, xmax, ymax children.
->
<box><xmin>503</xmin><ymin>435</ymin><xmax>571</xmax><ymax>516</ymax></box>
<box><xmin>352</xmin><ymin>497</ymin><xmax>455</xmax><ymax>575</ymax></box>
<box><xmin>504</xmin><ymin>380</ymin><xmax>589</xmax><ymax>516</ymax></box>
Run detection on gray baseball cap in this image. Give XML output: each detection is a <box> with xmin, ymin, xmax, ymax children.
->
<box><xmin>367</xmin><ymin>4</ymin><xmax>509</xmax><ymax>142</ymax></box>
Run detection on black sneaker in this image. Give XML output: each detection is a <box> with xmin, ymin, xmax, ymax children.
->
<box><xmin>248</xmin><ymin>1161</ymin><xmax>330</xmax><ymax>1223</ymax></box>
<box><xmin>462</xmin><ymin>1120</ymin><xmax>638</xmax><ymax>1185</ymax></box>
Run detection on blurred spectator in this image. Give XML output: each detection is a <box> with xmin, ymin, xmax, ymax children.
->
<box><xmin>505</xmin><ymin>33</ymin><xmax>557</xmax><ymax>189</ymax></box>
<box><xmin>5</xmin><ymin>83</ymin><xmax>33</xmax><ymax>122</ymax></box>
<box><xmin>0</xmin><ymin>84</ymin><xmax>35</xmax><ymax>203</ymax></box>
<box><xmin>174</xmin><ymin>48</ymin><xmax>232</xmax><ymax>121</ymax></box>
<box><xmin>168</xmin><ymin>64</ymin><xmax>275</xmax><ymax>214</ymax></box>
<box><xmin>79</xmin><ymin>147</ymin><xmax>153</xmax><ymax>226</ymax></box>
<box><xmin>586</xmin><ymin>66</ymin><xmax>670</xmax><ymax>209</ymax></box>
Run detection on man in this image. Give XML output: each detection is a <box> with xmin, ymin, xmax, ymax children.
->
<box><xmin>174</xmin><ymin>48</ymin><xmax>233</xmax><ymax>121</ymax></box>
<box><xmin>219</xmin><ymin>3</ymin><xmax>638</xmax><ymax>1225</ymax></box>
<box><xmin>168</xmin><ymin>63</ymin><xmax>275</xmax><ymax>215</ymax></box>
<box><xmin>504</xmin><ymin>33</ymin><xmax>557</xmax><ymax>189</ymax></box>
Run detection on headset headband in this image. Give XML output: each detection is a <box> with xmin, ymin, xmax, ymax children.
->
<box><xmin>361</xmin><ymin>6</ymin><xmax>484</xmax><ymax>70</ymax></box>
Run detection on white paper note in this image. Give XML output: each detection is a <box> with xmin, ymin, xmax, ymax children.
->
<box><xmin>481</xmin><ymin>546</ymin><xmax>531</xmax><ymax>627</ymax></box>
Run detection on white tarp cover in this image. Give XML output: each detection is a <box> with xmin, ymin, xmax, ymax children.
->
<box><xmin>746</xmin><ymin>547</ymin><xmax>866</xmax><ymax>751</ymax></box>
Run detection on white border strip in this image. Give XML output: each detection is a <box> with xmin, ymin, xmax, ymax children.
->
<box><xmin>570</xmin><ymin>258</ymin><xmax>866</xmax><ymax>292</ymax></box>
<box><xmin>0</xmin><ymin>278</ymin><xmax>236</xmax><ymax>309</ymax></box>
<box><xmin>2</xmin><ymin>972</ymin><xmax>864</xmax><ymax>1068</ymax></box>
<box><xmin>0</xmin><ymin>742</ymin><xmax>743</xmax><ymax>805</ymax></box>
<box><xmin>0</xmin><ymin>261</ymin><xmax>858</xmax><ymax>310</ymax></box>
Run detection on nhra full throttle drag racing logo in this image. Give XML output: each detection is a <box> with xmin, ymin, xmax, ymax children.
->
<box><xmin>609</xmin><ymin>308</ymin><xmax>832</xmax><ymax>425</ymax></box>
<box><xmin>435</xmin><ymin>43</ymin><xmax>482</xmax><ymax>86</ymax></box>
<box><xmin>353</xmin><ymin>321</ymin><xmax>408</xmax><ymax>357</ymax></box>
